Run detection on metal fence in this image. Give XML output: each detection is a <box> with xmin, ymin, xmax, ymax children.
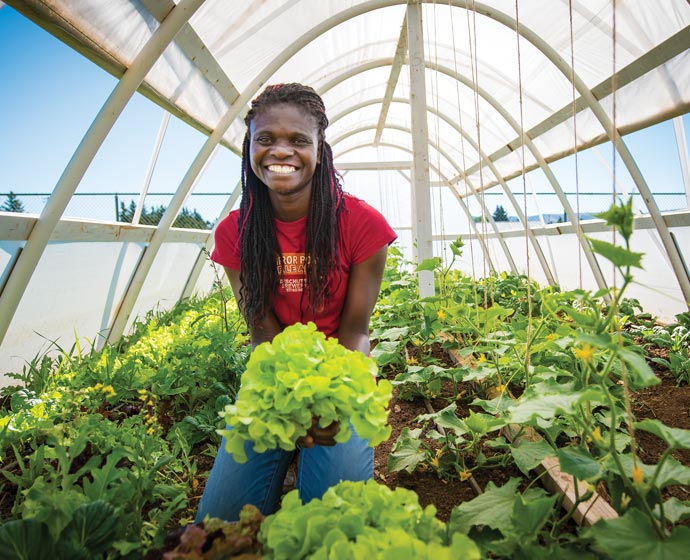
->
<box><xmin>0</xmin><ymin>192</ymin><xmax>236</xmax><ymax>230</ymax></box>
<box><xmin>1</xmin><ymin>191</ymin><xmax>688</xmax><ymax>228</ymax></box>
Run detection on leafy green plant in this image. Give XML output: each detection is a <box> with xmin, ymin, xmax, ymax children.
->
<box><xmin>0</xmin><ymin>501</ymin><xmax>119</xmax><ymax>560</ymax></box>
<box><xmin>259</xmin><ymin>480</ymin><xmax>480</xmax><ymax>559</ymax></box>
<box><xmin>221</xmin><ymin>322</ymin><xmax>392</xmax><ymax>463</ymax></box>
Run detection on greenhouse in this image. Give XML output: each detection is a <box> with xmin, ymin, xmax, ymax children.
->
<box><xmin>1</xmin><ymin>0</ymin><xmax>689</xmax><ymax>557</ymax></box>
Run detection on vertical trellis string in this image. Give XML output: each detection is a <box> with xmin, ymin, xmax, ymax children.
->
<box><xmin>514</xmin><ymin>0</ymin><xmax>532</xmax><ymax>381</ymax></box>
<box><xmin>449</xmin><ymin>0</ymin><xmax>481</xmax><ymax>320</ymax></box>
<box><xmin>429</xmin><ymin>0</ymin><xmax>448</xmax><ymax>288</ymax></box>
<box><xmin>568</xmin><ymin>0</ymin><xmax>583</xmax><ymax>290</ymax></box>
<box><xmin>467</xmin><ymin>0</ymin><xmax>492</xmax><ymax>313</ymax></box>
<box><xmin>610</xmin><ymin>0</ymin><xmax>640</xmax><ymax>484</ymax></box>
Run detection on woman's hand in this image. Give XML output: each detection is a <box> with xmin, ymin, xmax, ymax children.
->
<box><xmin>297</xmin><ymin>417</ymin><xmax>340</xmax><ymax>448</ymax></box>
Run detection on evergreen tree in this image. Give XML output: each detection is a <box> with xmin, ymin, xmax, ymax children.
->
<box><xmin>492</xmin><ymin>204</ymin><xmax>509</xmax><ymax>222</ymax></box>
<box><xmin>1</xmin><ymin>191</ymin><xmax>26</xmax><ymax>213</ymax></box>
<box><xmin>117</xmin><ymin>200</ymin><xmax>211</xmax><ymax>229</ymax></box>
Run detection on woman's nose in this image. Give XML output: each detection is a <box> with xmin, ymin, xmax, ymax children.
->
<box><xmin>271</xmin><ymin>141</ymin><xmax>293</xmax><ymax>158</ymax></box>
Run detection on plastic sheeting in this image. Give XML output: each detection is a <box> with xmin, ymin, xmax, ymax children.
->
<box><xmin>1</xmin><ymin>0</ymin><xmax>690</xmax><ymax>379</ymax></box>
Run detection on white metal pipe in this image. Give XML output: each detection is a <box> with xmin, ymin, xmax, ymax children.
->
<box><xmin>181</xmin><ymin>180</ymin><xmax>242</xmax><ymax>300</ymax></box>
<box><xmin>390</xmin><ymin>151</ymin><xmax>496</xmax><ymax>274</ymax></box>
<box><xmin>407</xmin><ymin>1</ymin><xmax>435</xmax><ymax>297</ymax></box>
<box><xmin>133</xmin><ymin>112</ymin><xmax>170</xmax><ymax>224</ymax></box>
<box><xmin>672</xmin><ymin>117</ymin><xmax>690</xmax><ymax>210</ymax></box>
<box><xmin>106</xmin><ymin>144</ymin><xmax>220</xmax><ymax>344</ymax></box>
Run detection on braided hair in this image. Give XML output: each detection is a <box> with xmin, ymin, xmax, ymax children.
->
<box><xmin>237</xmin><ymin>83</ymin><xmax>344</xmax><ymax>328</ymax></box>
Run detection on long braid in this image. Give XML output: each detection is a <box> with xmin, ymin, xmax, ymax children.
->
<box><xmin>238</xmin><ymin>83</ymin><xmax>344</xmax><ymax>328</ymax></box>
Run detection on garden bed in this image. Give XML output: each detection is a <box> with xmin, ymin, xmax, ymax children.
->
<box><xmin>374</xmin><ymin>358</ymin><xmax>690</xmax><ymax>525</ymax></box>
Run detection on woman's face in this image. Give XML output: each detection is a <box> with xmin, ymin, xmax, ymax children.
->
<box><xmin>249</xmin><ymin>103</ymin><xmax>321</xmax><ymax>203</ymax></box>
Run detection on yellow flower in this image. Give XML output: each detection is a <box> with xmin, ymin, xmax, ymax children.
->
<box><xmin>458</xmin><ymin>469</ymin><xmax>472</xmax><ymax>481</ymax></box>
<box><xmin>412</xmin><ymin>338</ymin><xmax>421</xmax><ymax>346</ymax></box>
<box><xmin>573</xmin><ymin>343</ymin><xmax>595</xmax><ymax>363</ymax></box>
<box><xmin>406</xmin><ymin>356</ymin><xmax>419</xmax><ymax>365</ymax></box>
<box><xmin>632</xmin><ymin>465</ymin><xmax>644</xmax><ymax>484</ymax></box>
<box><xmin>374</xmin><ymin>311</ymin><xmax>380</xmax><ymax>317</ymax></box>
<box><xmin>138</xmin><ymin>389</ymin><xmax>148</xmax><ymax>395</ymax></box>
<box><xmin>591</xmin><ymin>426</ymin><xmax>603</xmax><ymax>442</ymax></box>
<box><xmin>147</xmin><ymin>427</ymin><xmax>156</xmax><ymax>436</ymax></box>
<box><xmin>487</xmin><ymin>383</ymin><xmax>507</xmax><ymax>399</ymax></box>
<box><xmin>546</xmin><ymin>333</ymin><xmax>557</xmax><ymax>341</ymax></box>
<box><xmin>477</xmin><ymin>353</ymin><xmax>487</xmax><ymax>363</ymax></box>
<box><xmin>437</xmin><ymin>309</ymin><xmax>446</xmax><ymax>320</ymax></box>
<box><xmin>94</xmin><ymin>383</ymin><xmax>103</xmax><ymax>391</ymax></box>
<box><xmin>429</xmin><ymin>456</ymin><xmax>440</xmax><ymax>469</ymax></box>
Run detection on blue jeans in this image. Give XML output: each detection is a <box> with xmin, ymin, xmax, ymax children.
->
<box><xmin>195</xmin><ymin>425</ymin><xmax>373</xmax><ymax>522</ymax></box>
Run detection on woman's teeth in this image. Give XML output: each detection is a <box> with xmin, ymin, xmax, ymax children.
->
<box><xmin>268</xmin><ymin>165</ymin><xmax>296</xmax><ymax>174</ymax></box>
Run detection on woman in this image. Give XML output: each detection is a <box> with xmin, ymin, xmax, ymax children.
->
<box><xmin>195</xmin><ymin>83</ymin><xmax>397</xmax><ymax>522</ymax></box>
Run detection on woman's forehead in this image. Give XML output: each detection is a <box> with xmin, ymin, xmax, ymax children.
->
<box><xmin>250</xmin><ymin>103</ymin><xmax>319</xmax><ymax>132</ymax></box>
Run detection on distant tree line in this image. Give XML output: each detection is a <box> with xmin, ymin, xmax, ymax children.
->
<box><xmin>117</xmin><ymin>200</ymin><xmax>212</xmax><ymax>230</ymax></box>
<box><xmin>1</xmin><ymin>191</ymin><xmax>25</xmax><ymax>213</ymax></box>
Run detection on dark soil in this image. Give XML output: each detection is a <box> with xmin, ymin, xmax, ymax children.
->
<box><xmin>630</xmin><ymin>368</ymin><xmax>690</xmax><ymax>505</ymax></box>
<box><xmin>372</xmin><ymin>345</ymin><xmax>690</xmax><ymax>524</ymax></box>
<box><xmin>160</xmin><ymin>343</ymin><xmax>690</xmax><ymax>556</ymax></box>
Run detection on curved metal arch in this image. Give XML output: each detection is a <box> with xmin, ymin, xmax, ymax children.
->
<box><xmin>320</xmin><ymin>0</ymin><xmax>686</xmax><ymax>301</ymax></box>
<box><xmin>316</xmin><ymin>55</ymin><xmax>608</xmax><ymax>294</ymax></box>
<box><xmin>103</xmin><ymin>0</ymin><xmax>689</xmax><ymax>346</ymax></box>
<box><xmin>329</xmin><ymin>96</ymin><xmax>556</xmax><ymax>285</ymax></box>
<box><xmin>331</xmin><ymin>122</ymin><xmax>517</xmax><ymax>274</ymax></box>
<box><xmin>337</xmin><ymin>139</ymin><xmax>499</xmax><ymax>275</ymax></box>
<box><xmin>441</xmin><ymin>0</ymin><xmax>690</xmax><ymax>304</ymax></box>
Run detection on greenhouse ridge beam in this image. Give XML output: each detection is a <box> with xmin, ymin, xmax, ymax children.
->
<box><xmin>139</xmin><ymin>0</ymin><xmax>240</xmax><ymax>107</ymax></box>
<box><xmin>374</xmin><ymin>14</ymin><xmax>408</xmax><ymax>146</ymax></box>
<box><xmin>331</xmin><ymin>96</ymin><xmax>555</xmax><ymax>284</ymax></box>
<box><xmin>0</xmin><ymin>0</ymin><xmax>206</xmax><ymax>348</ymax></box>
<box><xmin>407</xmin><ymin>0</ymin><xmax>434</xmax><ymax>297</ymax></box>
<box><xmin>334</xmin><ymin>137</ymin><xmax>500</xmax><ymax>274</ymax></box>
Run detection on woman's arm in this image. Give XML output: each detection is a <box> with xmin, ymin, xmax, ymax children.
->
<box><xmin>224</xmin><ymin>266</ymin><xmax>283</xmax><ymax>348</ymax></box>
<box><xmin>336</xmin><ymin>244</ymin><xmax>389</xmax><ymax>355</ymax></box>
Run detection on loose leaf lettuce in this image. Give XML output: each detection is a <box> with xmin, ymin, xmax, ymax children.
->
<box><xmin>221</xmin><ymin>323</ymin><xmax>392</xmax><ymax>463</ymax></box>
<box><xmin>259</xmin><ymin>480</ymin><xmax>479</xmax><ymax>559</ymax></box>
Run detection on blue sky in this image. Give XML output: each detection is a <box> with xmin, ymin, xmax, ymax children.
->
<box><xmin>0</xmin><ymin>5</ymin><xmax>242</xmax><ymax>223</ymax></box>
<box><xmin>1</xmin><ymin>4</ymin><xmax>688</xmax><ymax>222</ymax></box>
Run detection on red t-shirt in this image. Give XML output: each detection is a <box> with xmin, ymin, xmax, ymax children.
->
<box><xmin>211</xmin><ymin>194</ymin><xmax>397</xmax><ymax>337</ymax></box>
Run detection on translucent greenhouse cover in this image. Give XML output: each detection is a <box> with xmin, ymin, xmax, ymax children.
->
<box><xmin>1</xmin><ymin>0</ymin><xmax>689</xmax><ymax>379</ymax></box>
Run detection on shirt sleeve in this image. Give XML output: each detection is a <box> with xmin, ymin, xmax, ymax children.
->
<box><xmin>210</xmin><ymin>211</ymin><xmax>241</xmax><ymax>269</ymax></box>
<box><xmin>345</xmin><ymin>196</ymin><xmax>398</xmax><ymax>265</ymax></box>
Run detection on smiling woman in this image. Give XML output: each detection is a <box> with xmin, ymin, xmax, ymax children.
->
<box><xmin>195</xmin><ymin>83</ymin><xmax>398</xmax><ymax>523</ymax></box>
<box><xmin>249</xmin><ymin>103</ymin><xmax>321</xmax><ymax>209</ymax></box>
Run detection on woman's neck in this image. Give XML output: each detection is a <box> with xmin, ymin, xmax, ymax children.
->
<box><xmin>269</xmin><ymin>188</ymin><xmax>311</xmax><ymax>222</ymax></box>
